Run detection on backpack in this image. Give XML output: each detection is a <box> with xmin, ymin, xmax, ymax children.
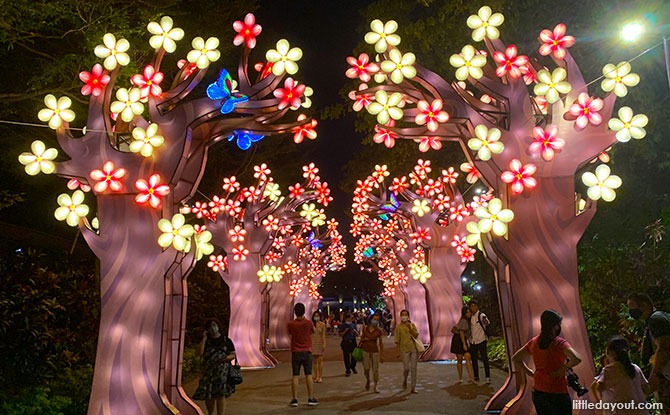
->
<box><xmin>478</xmin><ymin>312</ymin><xmax>493</xmax><ymax>338</ymax></box>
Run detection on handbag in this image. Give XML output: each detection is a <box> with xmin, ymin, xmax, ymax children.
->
<box><xmin>411</xmin><ymin>336</ymin><xmax>426</xmax><ymax>353</ymax></box>
<box><xmin>352</xmin><ymin>346</ymin><xmax>364</xmax><ymax>362</ymax></box>
<box><xmin>228</xmin><ymin>360</ymin><xmax>243</xmax><ymax>385</ymax></box>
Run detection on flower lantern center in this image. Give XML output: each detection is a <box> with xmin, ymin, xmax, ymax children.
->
<box><xmin>549</xmin><ymin>82</ymin><xmax>555</xmax><ymax>88</ymax></box>
<box><xmin>36</xmin><ymin>156</ymin><xmax>43</xmax><ymax>162</ymax></box>
<box><xmin>428</xmin><ymin>111</ymin><xmax>434</xmax><ymax>117</ymax></box>
<box><xmin>482</xmin><ymin>140</ymin><xmax>489</xmax><ymax>146</ymax></box>
<box><xmin>380</xmin><ymin>33</ymin><xmax>386</xmax><ymax>39</ymax></box>
<box><xmin>516</xmin><ymin>173</ymin><xmax>524</xmax><ymax>180</ymax></box>
<box><xmin>54</xmin><ymin>109</ymin><xmax>61</xmax><ymax>115</ymax></box>
<box><xmin>172</xmin><ymin>229</ymin><xmax>179</xmax><ymax>236</ymax></box>
<box><xmin>200</xmin><ymin>48</ymin><xmax>207</xmax><ymax>54</ymax></box>
<box><xmin>147</xmin><ymin>80</ymin><xmax>152</xmax><ymax>85</ymax></box>
<box><xmin>582</xmin><ymin>107</ymin><xmax>590</xmax><ymax>114</ymax></box>
<box><xmin>552</xmin><ymin>39</ymin><xmax>559</xmax><ymax>46</ymax></box>
<box><xmin>623</xmin><ymin>122</ymin><xmax>631</xmax><ymax>128</ymax></box>
<box><xmin>245</xmin><ymin>29</ymin><xmax>251</xmax><ymax>35</ymax></box>
<box><xmin>148</xmin><ymin>188</ymin><xmax>155</xmax><ymax>194</ymax></box>
<box><xmin>281</xmin><ymin>56</ymin><xmax>287</xmax><ymax>61</ymax></box>
<box><xmin>358</xmin><ymin>64</ymin><xmax>365</xmax><ymax>70</ymax></box>
<box><xmin>491</xmin><ymin>214</ymin><xmax>498</xmax><ymax>220</ymax></box>
<box><xmin>287</xmin><ymin>92</ymin><xmax>293</xmax><ymax>99</ymax></box>
<box><xmin>615</xmin><ymin>76</ymin><xmax>622</xmax><ymax>82</ymax></box>
<box><xmin>465</xmin><ymin>61</ymin><xmax>472</xmax><ymax>67</ymax></box>
<box><xmin>111</xmin><ymin>49</ymin><xmax>117</xmax><ymax>56</ymax></box>
<box><xmin>396</xmin><ymin>63</ymin><xmax>402</xmax><ymax>70</ymax></box>
<box><xmin>482</xmin><ymin>22</ymin><xmax>489</xmax><ymax>27</ymax></box>
<box><xmin>106</xmin><ymin>174</ymin><xmax>112</xmax><ymax>181</ymax></box>
<box><xmin>162</xmin><ymin>32</ymin><xmax>168</xmax><ymax>38</ymax></box>
<box><xmin>69</xmin><ymin>204</ymin><xmax>76</xmax><ymax>211</ymax></box>
<box><xmin>92</xmin><ymin>79</ymin><xmax>98</xmax><ymax>84</ymax></box>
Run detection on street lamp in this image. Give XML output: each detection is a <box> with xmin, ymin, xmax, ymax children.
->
<box><xmin>621</xmin><ymin>22</ymin><xmax>644</xmax><ymax>42</ymax></box>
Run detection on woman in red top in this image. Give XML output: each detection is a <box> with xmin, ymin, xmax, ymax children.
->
<box><xmin>512</xmin><ymin>310</ymin><xmax>583</xmax><ymax>415</ymax></box>
<box><xmin>360</xmin><ymin>313</ymin><xmax>385</xmax><ymax>393</ymax></box>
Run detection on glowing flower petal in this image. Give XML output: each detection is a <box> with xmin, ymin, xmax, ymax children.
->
<box><xmin>582</xmin><ymin>164</ymin><xmax>622</xmax><ymax>202</ymax></box>
<box><xmin>187</xmin><ymin>36</ymin><xmax>220</xmax><ymax>69</ymax></box>
<box><xmin>266</xmin><ymin>39</ymin><xmax>302</xmax><ymax>76</ymax></box>
<box><xmin>94</xmin><ymin>33</ymin><xmax>130</xmax><ymax>70</ymax></box>
<box><xmin>19</xmin><ymin>140</ymin><xmax>58</xmax><ymax>175</ymax></box>
<box><xmin>147</xmin><ymin>16</ymin><xmax>184</xmax><ymax>53</ymax></box>
<box><xmin>54</xmin><ymin>190</ymin><xmax>89</xmax><ymax>227</ymax></box>
<box><xmin>233</xmin><ymin>13</ymin><xmax>262</xmax><ymax>49</ymax></box>
<box><xmin>37</xmin><ymin>94</ymin><xmax>75</xmax><ymax>130</ymax></box>
<box><xmin>130</xmin><ymin>123</ymin><xmax>164</xmax><ymax>157</ymax></box>
<box><xmin>601</xmin><ymin>62</ymin><xmax>640</xmax><ymax>97</ymax></box>
<box><xmin>475</xmin><ymin>198</ymin><xmax>514</xmax><ymax>236</ymax></box>
<box><xmin>449</xmin><ymin>45</ymin><xmax>487</xmax><ymax>81</ymax></box>
<box><xmin>467</xmin><ymin>125</ymin><xmax>504</xmax><ymax>161</ymax></box>
<box><xmin>608</xmin><ymin>106</ymin><xmax>648</xmax><ymax>142</ymax></box>
<box><xmin>110</xmin><ymin>87</ymin><xmax>144</xmax><ymax>122</ymax></box>
<box><xmin>367</xmin><ymin>90</ymin><xmax>403</xmax><ymax>125</ymax></box>
<box><xmin>364</xmin><ymin>19</ymin><xmax>401</xmax><ymax>54</ymax></box>
<box><xmin>157</xmin><ymin>214</ymin><xmax>194</xmax><ymax>251</ymax></box>
<box><xmin>534</xmin><ymin>68</ymin><xmax>571</xmax><ymax>104</ymax></box>
<box><xmin>380</xmin><ymin>48</ymin><xmax>416</xmax><ymax>84</ymax></box>
<box><xmin>467</xmin><ymin>6</ymin><xmax>504</xmax><ymax>41</ymax></box>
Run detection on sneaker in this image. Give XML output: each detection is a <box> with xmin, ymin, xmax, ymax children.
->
<box><xmin>411</xmin><ymin>389</ymin><xmax>419</xmax><ymax>394</ymax></box>
<box><xmin>486</xmin><ymin>377</ymin><xmax>491</xmax><ymax>384</ymax></box>
<box><xmin>307</xmin><ymin>398</ymin><xmax>319</xmax><ymax>406</ymax></box>
<box><xmin>352</xmin><ymin>368</ymin><xmax>358</xmax><ymax>374</ymax></box>
<box><xmin>289</xmin><ymin>399</ymin><xmax>298</xmax><ymax>407</ymax></box>
<box><xmin>374</xmin><ymin>387</ymin><xmax>380</xmax><ymax>393</ymax></box>
<box><xmin>346</xmin><ymin>371</ymin><xmax>351</xmax><ymax>377</ymax></box>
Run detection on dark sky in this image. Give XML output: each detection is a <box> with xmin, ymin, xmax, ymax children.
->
<box><xmin>254</xmin><ymin>0</ymin><xmax>377</xmax><ymax>296</ymax></box>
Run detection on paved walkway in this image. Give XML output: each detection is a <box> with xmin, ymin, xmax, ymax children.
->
<box><xmin>183</xmin><ymin>334</ymin><xmax>506</xmax><ymax>414</ymax></box>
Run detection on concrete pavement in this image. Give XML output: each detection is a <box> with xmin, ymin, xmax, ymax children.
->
<box><xmin>183</xmin><ymin>334</ymin><xmax>506</xmax><ymax>414</ymax></box>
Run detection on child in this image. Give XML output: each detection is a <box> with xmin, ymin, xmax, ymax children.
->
<box><xmin>591</xmin><ymin>336</ymin><xmax>650</xmax><ymax>415</ymax></box>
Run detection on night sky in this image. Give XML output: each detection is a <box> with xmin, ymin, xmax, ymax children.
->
<box><xmin>253</xmin><ymin>0</ymin><xmax>379</xmax><ymax>297</ymax></box>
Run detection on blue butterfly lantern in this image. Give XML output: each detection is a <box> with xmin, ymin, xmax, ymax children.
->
<box><xmin>362</xmin><ymin>246</ymin><xmax>375</xmax><ymax>258</ymax></box>
<box><xmin>228</xmin><ymin>130</ymin><xmax>265</xmax><ymax>150</ymax></box>
<box><xmin>307</xmin><ymin>231</ymin><xmax>323</xmax><ymax>249</ymax></box>
<box><xmin>207</xmin><ymin>69</ymin><xmax>249</xmax><ymax>114</ymax></box>
<box><xmin>378</xmin><ymin>193</ymin><xmax>400</xmax><ymax>221</ymax></box>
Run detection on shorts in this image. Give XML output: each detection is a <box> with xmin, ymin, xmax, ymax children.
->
<box><xmin>292</xmin><ymin>351</ymin><xmax>313</xmax><ymax>376</ymax></box>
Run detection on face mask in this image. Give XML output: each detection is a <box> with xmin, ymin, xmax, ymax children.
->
<box><xmin>371</xmin><ymin>320</ymin><xmax>380</xmax><ymax>327</ymax></box>
<box><xmin>629</xmin><ymin>308</ymin><xmax>643</xmax><ymax>320</ymax></box>
<box><xmin>208</xmin><ymin>324</ymin><xmax>219</xmax><ymax>335</ymax></box>
<box><xmin>401</xmin><ymin>316</ymin><xmax>409</xmax><ymax>323</ymax></box>
<box><xmin>313</xmin><ymin>316</ymin><xmax>320</xmax><ymax>322</ymax></box>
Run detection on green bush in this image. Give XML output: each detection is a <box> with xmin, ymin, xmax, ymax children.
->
<box><xmin>0</xmin><ymin>387</ymin><xmax>71</xmax><ymax>415</ymax></box>
<box><xmin>182</xmin><ymin>346</ymin><xmax>203</xmax><ymax>378</ymax></box>
<box><xmin>487</xmin><ymin>336</ymin><xmax>508</xmax><ymax>371</ymax></box>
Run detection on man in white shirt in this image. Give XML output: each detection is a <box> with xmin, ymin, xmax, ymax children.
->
<box><xmin>469</xmin><ymin>300</ymin><xmax>491</xmax><ymax>384</ymax></box>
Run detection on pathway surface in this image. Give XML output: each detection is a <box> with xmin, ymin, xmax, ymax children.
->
<box><xmin>183</xmin><ymin>333</ymin><xmax>507</xmax><ymax>414</ymax></box>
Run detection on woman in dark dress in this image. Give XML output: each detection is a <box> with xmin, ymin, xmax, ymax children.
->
<box><xmin>450</xmin><ymin>306</ymin><xmax>475</xmax><ymax>383</ymax></box>
<box><xmin>193</xmin><ymin>318</ymin><xmax>237</xmax><ymax>415</ymax></box>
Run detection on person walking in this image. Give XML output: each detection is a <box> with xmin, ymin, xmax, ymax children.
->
<box><xmin>360</xmin><ymin>312</ymin><xmax>385</xmax><ymax>393</ymax></box>
<box><xmin>451</xmin><ymin>306</ymin><xmax>475</xmax><ymax>383</ymax></box>
<box><xmin>287</xmin><ymin>302</ymin><xmax>318</xmax><ymax>407</ymax></box>
<box><xmin>627</xmin><ymin>293</ymin><xmax>670</xmax><ymax>414</ymax></box>
<box><xmin>192</xmin><ymin>318</ymin><xmax>237</xmax><ymax>415</ymax></box>
<box><xmin>469</xmin><ymin>300</ymin><xmax>491</xmax><ymax>384</ymax></box>
<box><xmin>311</xmin><ymin>310</ymin><xmax>326</xmax><ymax>383</ymax></box>
<box><xmin>511</xmin><ymin>309</ymin><xmax>583</xmax><ymax>415</ymax></box>
<box><xmin>591</xmin><ymin>336</ymin><xmax>650</xmax><ymax>415</ymax></box>
<box><xmin>394</xmin><ymin>309</ymin><xmax>420</xmax><ymax>393</ymax></box>
<box><xmin>339</xmin><ymin>313</ymin><xmax>359</xmax><ymax>376</ymax></box>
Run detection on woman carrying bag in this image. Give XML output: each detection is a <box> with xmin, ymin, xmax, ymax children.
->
<box><xmin>394</xmin><ymin>309</ymin><xmax>421</xmax><ymax>393</ymax></box>
<box><xmin>192</xmin><ymin>318</ymin><xmax>238</xmax><ymax>415</ymax></box>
